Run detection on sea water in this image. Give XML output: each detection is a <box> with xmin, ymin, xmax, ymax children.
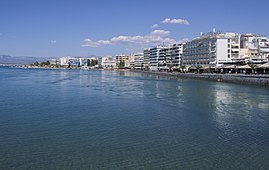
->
<box><xmin>0</xmin><ymin>67</ymin><xmax>268</xmax><ymax>169</ymax></box>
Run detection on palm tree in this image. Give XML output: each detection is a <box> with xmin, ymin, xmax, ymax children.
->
<box><xmin>248</xmin><ymin>63</ymin><xmax>257</xmax><ymax>74</ymax></box>
<box><xmin>180</xmin><ymin>65</ymin><xmax>186</xmax><ymax>73</ymax></box>
<box><xmin>195</xmin><ymin>65</ymin><xmax>203</xmax><ymax>74</ymax></box>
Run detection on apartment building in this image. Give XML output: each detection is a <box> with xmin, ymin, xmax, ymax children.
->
<box><xmin>171</xmin><ymin>44</ymin><xmax>183</xmax><ymax>70</ymax></box>
<box><xmin>149</xmin><ymin>46</ymin><xmax>166</xmax><ymax>71</ymax></box>
<box><xmin>182</xmin><ymin>32</ymin><xmax>241</xmax><ymax>67</ymax></box>
<box><xmin>101</xmin><ymin>56</ymin><xmax>116</xmax><ymax>69</ymax></box>
<box><xmin>133</xmin><ymin>53</ymin><xmax>144</xmax><ymax>70</ymax></box>
<box><xmin>143</xmin><ymin>49</ymin><xmax>150</xmax><ymax>69</ymax></box>
<box><xmin>115</xmin><ymin>54</ymin><xmax>129</xmax><ymax>68</ymax></box>
<box><xmin>240</xmin><ymin>34</ymin><xmax>269</xmax><ymax>63</ymax></box>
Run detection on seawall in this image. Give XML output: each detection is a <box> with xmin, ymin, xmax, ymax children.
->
<box><xmin>132</xmin><ymin>71</ymin><xmax>269</xmax><ymax>86</ymax></box>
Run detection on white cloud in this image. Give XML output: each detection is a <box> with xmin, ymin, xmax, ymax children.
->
<box><xmin>97</xmin><ymin>40</ymin><xmax>112</xmax><ymax>45</ymax></box>
<box><xmin>162</xmin><ymin>18</ymin><xmax>189</xmax><ymax>25</ymax></box>
<box><xmin>152</xmin><ymin>24</ymin><xmax>159</xmax><ymax>28</ymax></box>
<box><xmin>82</xmin><ymin>39</ymin><xmax>113</xmax><ymax>47</ymax></box>
<box><xmin>82</xmin><ymin>29</ymin><xmax>177</xmax><ymax>49</ymax></box>
<box><xmin>50</xmin><ymin>40</ymin><xmax>57</xmax><ymax>44</ymax></box>
<box><xmin>150</xmin><ymin>29</ymin><xmax>170</xmax><ymax>36</ymax></box>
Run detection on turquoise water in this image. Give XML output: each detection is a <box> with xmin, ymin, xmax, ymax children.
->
<box><xmin>0</xmin><ymin>67</ymin><xmax>268</xmax><ymax>169</ymax></box>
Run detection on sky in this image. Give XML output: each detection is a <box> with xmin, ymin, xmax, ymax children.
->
<box><xmin>0</xmin><ymin>0</ymin><xmax>269</xmax><ymax>58</ymax></box>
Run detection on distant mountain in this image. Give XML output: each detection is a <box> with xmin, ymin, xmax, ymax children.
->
<box><xmin>0</xmin><ymin>55</ymin><xmax>46</xmax><ymax>64</ymax></box>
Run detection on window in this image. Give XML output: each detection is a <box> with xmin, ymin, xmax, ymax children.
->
<box><xmin>228</xmin><ymin>44</ymin><xmax>230</xmax><ymax>48</ymax></box>
<box><xmin>228</xmin><ymin>54</ymin><xmax>230</xmax><ymax>58</ymax></box>
<box><xmin>228</xmin><ymin>39</ymin><xmax>230</xmax><ymax>43</ymax></box>
<box><xmin>228</xmin><ymin>49</ymin><xmax>230</xmax><ymax>53</ymax></box>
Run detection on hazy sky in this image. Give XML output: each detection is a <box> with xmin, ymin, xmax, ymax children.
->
<box><xmin>0</xmin><ymin>0</ymin><xmax>268</xmax><ymax>58</ymax></box>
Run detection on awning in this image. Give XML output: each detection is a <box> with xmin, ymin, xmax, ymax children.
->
<box><xmin>237</xmin><ymin>65</ymin><xmax>251</xmax><ymax>69</ymax></box>
<box><xmin>258</xmin><ymin>63</ymin><xmax>269</xmax><ymax>68</ymax></box>
<box><xmin>223</xmin><ymin>65</ymin><xmax>236</xmax><ymax>69</ymax></box>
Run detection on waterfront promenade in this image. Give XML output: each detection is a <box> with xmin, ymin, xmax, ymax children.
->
<box><xmin>133</xmin><ymin>70</ymin><xmax>269</xmax><ymax>86</ymax></box>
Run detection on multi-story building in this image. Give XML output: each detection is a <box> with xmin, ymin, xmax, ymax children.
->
<box><xmin>59</xmin><ymin>56</ymin><xmax>88</xmax><ymax>67</ymax></box>
<box><xmin>143</xmin><ymin>49</ymin><xmax>150</xmax><ymax>70</ymax></box>
<box><xmin>171</xmin><ymin>44</ymin><xmax>183</xmax><ymax>70</ymax></box>
<box><xmin>133</xmin><ymin>52</ymin><xmax>144</xmax><ymax>70</ymax></box>
<box><xmin>115</xmin><ymin>54</ymin><xmax>129</xmax><ymax>68</ymax></box>
<box><xmin>100</xmin><ymin>56</ymin><xmax>116</xmax><ymax>69</ymax></box>
<box><xmin>240</xmin><ymin>34</ymin><xmax>269</xmax><ymax>63</ymax></box>
<box><xmin>128</xmin><ymin>53</ymin><xmax>136</xmax><ymax>69</ymax></box>
<box><xmin>182</xmin><ymin>31</ymin><xmax>241</xmax><ymax>68</ymax></box>
<box><xmin>149</xmin><ymin>46</ymin><xmax>165</xmax><ymax>71</ymax></box>
<box><xmin>147</xmin><ymin>44</ymin><xmax>183</xmax><ymax>71</ymax></box>
<box><xmin>158</xmin><ymin>45</ymin><xmax>171</xmax><ymax>71</ymax></box>
<box><xmin>69</xmin><ymin>58</ymin><xmax>80</xmax><ymax>67</ymax></box>
<box><xmin>49</xmin><ymin>58</ymin><xmax>60</xmax><ymax>66</ymax></box>
<box><xmin>59</xmin><ymin>56</ymin><xmax>71</xmax><ymax>66</ymax></box>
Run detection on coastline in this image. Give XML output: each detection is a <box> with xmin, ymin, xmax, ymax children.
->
<box><xmin>132</xmin><ymin>70</ymin><xmax>269</xmax><ymax>87</ymax></box>
<box><xmin>3</xmin><ymin>66</ymin><xmax>269</xmax><ymax>86</ymax></box>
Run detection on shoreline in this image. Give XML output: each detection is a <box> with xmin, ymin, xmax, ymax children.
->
<box><xmin>3</xmin><ymin>66</ymin><xmax>269</xmax><ymax>86</ymax></box>
<box><xmin>131</xmin><ymin>70</ymin><xmax>269</xmax><ymax>87</ymax></box>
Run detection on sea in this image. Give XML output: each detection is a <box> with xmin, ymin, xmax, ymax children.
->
<box><xmin>0</xmin><ymin>67</ymin><xmax>268</xmax><ymax>169</ymax></box>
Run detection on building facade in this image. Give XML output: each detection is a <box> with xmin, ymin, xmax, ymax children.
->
<box><xmin>147</xmin><ymin>44</ymin><xmax>183</xmax><ymax>71</ymax></box>
<box><xmin>240</xmin><ymin>34</ymin><xmax>269</xmax><ymax>63</ymax></box>
<box><xmin>149</xmin><ymin>46</ymin><xmax>165</xmax><ymax>71</ymax></box>
<box><xmin>182</xmin><ymin>32</ymin><xmax>241</xmax><ymax>68</ymax></box>
<box><xmin>102</xmin><ymin>56</ymin><xmax>116</xmax><ymax>69</ymax></box>
<box><xmin>143</xmin><ymin>49</ymin><xmax>150</xmax><ymax>70</ymax></box>
<box><xmin>115</xmin><ymin>54</ymin><xmax>129</xmax><ymax>68</ymax></box>
<box><xmin>133</xmin><ymin>52</ymin><xmax>144</xmax><ymax>70</ymax></box>
<box><xmin>171</xmin><ymin>44</ymin><xmax>183</xmax><ymax>70</ymax></box>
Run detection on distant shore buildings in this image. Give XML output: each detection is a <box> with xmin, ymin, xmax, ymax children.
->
<box><xmin>47</xmin><ymin>30</ymin><xmax>269</xmax><ymax>73</ymax></box>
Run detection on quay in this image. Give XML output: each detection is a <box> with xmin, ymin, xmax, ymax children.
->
<box><xmin>133</xmin><ymin>71</ymin><xmax>269</xmax><ymax>86</ymax></box>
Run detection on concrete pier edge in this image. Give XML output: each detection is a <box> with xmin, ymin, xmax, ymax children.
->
<box><xmin>132</xmin><ymin>70</ymin><xmax>269</xmax><ymax>87</ymax></box>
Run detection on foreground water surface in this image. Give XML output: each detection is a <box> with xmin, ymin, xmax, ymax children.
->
<box><xmin>0</xmin><ymin>67</ymin><xmax>268</xmax><ymax>169</ymax></box>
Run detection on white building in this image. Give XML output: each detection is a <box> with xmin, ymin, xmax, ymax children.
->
<box><xmin>59</xmin><ymin>56</ymin><xmax>71</xmax><ymax>66</ymax></box>
<box><xmin>240</xmin><ymin>34</ymin><xmax>269</xmax><ymax>63</ymax></box>
<box><xmin>182</xmin><ymin>31</ymin><xmax>241</xmax><ymax>67</ymax></box>
<box><xmin>171</xmin><ymin>44</ymin><xmax>184</xmax><ymax>70</ymax></box>
<box><xmin>147</xmin><ymin>44</ymin><xmax>183</xmax><ymax>71</ymax></box>
<box><xmin>149</xmin><ymin>46</ymin><xmax>166</xmax><ymax>71</ymax></box>
<box><xmin>133</xmin><ymin>52</ymin><xmax>144</xmax><ymax>70</ymax></box>
<box><xmin>99</xmin><ymin>56</ymin><xmax>116</xmax><ymax>69</ymax></box>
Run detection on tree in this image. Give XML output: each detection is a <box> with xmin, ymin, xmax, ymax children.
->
<box><xmin>87</xmin><ymin>59</ymin><xmax>91</xmax><ymax>67</ymax></box>
<box><xmin>87</xmin><ymin>59</ymin><xmax>98</xmax><ymax>67</ymax></box>
<box><xmin>92</xmin><ymin>59</ymin><xmax>98</xmax><ymax>66</ymax></box>
<box><xmin>249</xmin><ymin>63</ymin><xmax>257</xmax><ymax>74</ymax></box>
<box><xmin>195</xmin><ymin>65</ymin><xmax>203</xmax><ymax>74</ymax></box>
<box><xmin>117</xmin><ymin>60</ymin><xmax>125</xmax><ymax>68</ymax></box>
<box><xmin>40</xmin><ymin>60</ymin><xmax>50</xmax><ymax>66</ymax></box>
<box><xmin>33</xmin><ymin>61</ymin><xmax>39</xmax><ymax>66</ymax></box>
<box><xmin>180</xmin><ymin>65</ymin><xmax>186</xmax><ymax>73</ymax></box>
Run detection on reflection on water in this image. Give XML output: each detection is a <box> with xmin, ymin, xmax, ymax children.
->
<box><xmin>210</xmin><ymin>83</ymin><xmax>269</xmax><ymax>130</ymax></box>
<box><xmin>0</xmin><ymin>68</ymin><xmax>269</xmax><ymax>169</ymax></box>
